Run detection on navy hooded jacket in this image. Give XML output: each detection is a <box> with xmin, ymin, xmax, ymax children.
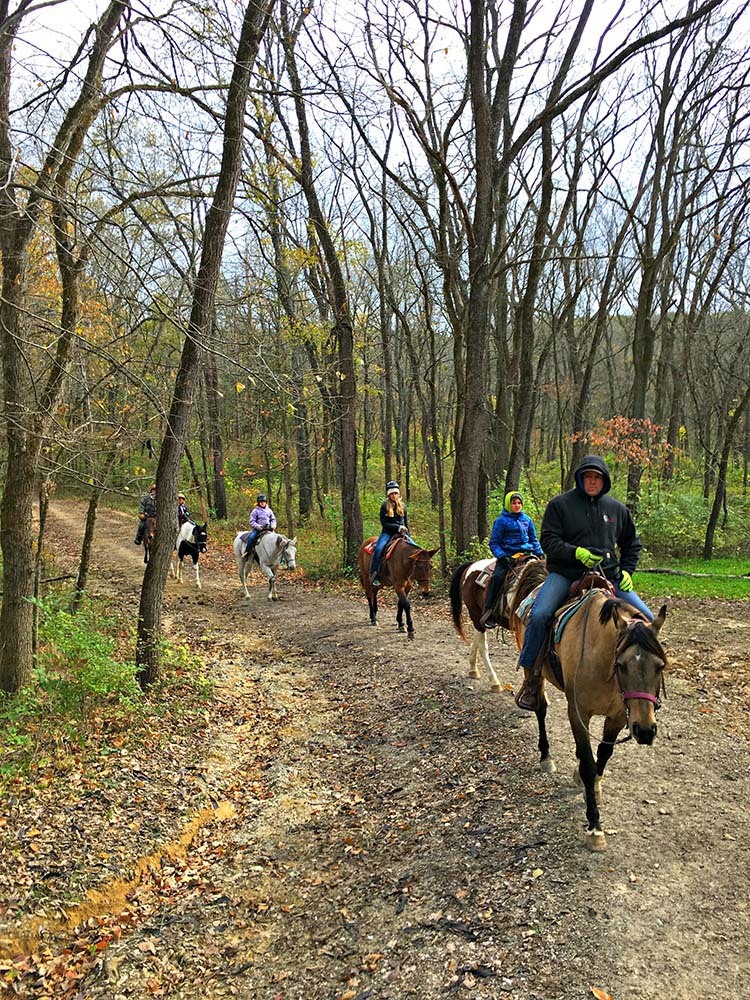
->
<box><xmin>540</xmin><ymin>455</ymin><xmax>642</xmax><ymax>583</ymax></box>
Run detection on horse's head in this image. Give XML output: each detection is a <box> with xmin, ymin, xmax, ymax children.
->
<box><xmin>192</xmin><ymin>522</ymin><xmax>208</xmax><ymax>553</ymax></box>
<box><xmin>410</xmin><ymin>546</ymin><xmax>438</xmax><ymax>596</ymax></box>
<box><xmin>612</xmin><ymin>603</ymin><xmax>667</xmax><ymax>745</ymax></box>
<box><xmin>281</xmin><ymin>536</ymin><xmax>297</xmax><ymax>570</ymax></box>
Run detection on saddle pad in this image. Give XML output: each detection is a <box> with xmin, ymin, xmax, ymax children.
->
<box><xmin>515</xmin><ymin>584</ymin><xmax>543</xmax><ymax>624</ymax></box>
<box><xmin>553</xmin><ymin>589</ymin><xmax>609</xmax><ymax>644</ymax></box>
<box><xmin>364</xmin><ymin>537</ymin><xmax>401</xmax><ymax>559</ymax></box>
<box><xmin>239</xmin><ymin>530</ymin><xmax>252</xmax><ymax>545</ymax></box>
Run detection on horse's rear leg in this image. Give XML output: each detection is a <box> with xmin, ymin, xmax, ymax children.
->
<box><xmin>237</xmin><ymin>557</ymin><xmax>250</xmax><ymax>599</ymax></box>
<box><xmin>568</xmin><ymin>703</ymin><xmax>606</xmax><ymax>851</ymax></box>
<box><xmin>473</xmin><ymin>631</ymin><xmax>501</xmax><ymax>690</ymax></box>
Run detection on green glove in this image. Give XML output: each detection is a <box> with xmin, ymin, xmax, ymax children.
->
<box><xmin>620</xmin><ymin>570</ymin><xmax>633</xmax><ymax>591</ymax></box>
<box><xmin>575</xmin><ymin>546</ymin><xmax>600</xmax><ymax>569</ymax></box>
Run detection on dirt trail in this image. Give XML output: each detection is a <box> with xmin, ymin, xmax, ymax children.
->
<box><xmin>7</xmin><ymin>499</ymin><xmax>750</xmax><ymax>999</ymax></box>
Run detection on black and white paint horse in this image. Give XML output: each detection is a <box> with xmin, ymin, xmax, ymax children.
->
<box><xmin>171</xmin><ymin>520</ymin><xmax>208</xmax><ymax>589</ymax></box>
<box><xmin>232</xmin><ymin>529</ymin><xmax>297</xmax><ymax>600</ymax></box>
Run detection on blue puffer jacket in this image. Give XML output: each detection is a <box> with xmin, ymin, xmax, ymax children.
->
<box><xmin>489</xmin><ymin>493</ymin><xmax>543</xmax><ymax>560</ymax></box>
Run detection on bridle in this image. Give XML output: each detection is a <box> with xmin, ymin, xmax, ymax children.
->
<box><xmin>573</xmin><ymin>597</ymin><xmax>664</xmax><ymax>746</ymax></box>
<box><xmin>613</xmin><ymin>618</ymin><xmax>665</xmax><ymax>723</ymax></box>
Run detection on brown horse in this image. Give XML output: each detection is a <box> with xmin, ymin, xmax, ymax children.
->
<box><xmin>358</xmin><ymin>537</ymin><xmax>438</xmax><ymax>639</ymax></box>
<box><xmin>509</xmin><ymin>562</ymin><xmax>668</xmax><ymax>851</ymax></box>
<box><xmin>449</xmin><ymin>555</ymin><xmax>542</xmax><ymax>691</ymax></box>
<box><xmin>142</xmin><ymin>516</ymin><xmax>156</xmax><ymax>565</ymax></box>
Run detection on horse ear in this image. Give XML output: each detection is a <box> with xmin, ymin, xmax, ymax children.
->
<box><xmin>611</xmin><ymin>603</ymin><xmax>629</xmax><ymax>633</ymax></box>
<box><xmin>289</xmin><ymin>537</ymin><xmax>297</xmax><ymax>545</ymax></box>
<box><xmin>425</xmin><ymin>547</ymin><xmax>439</xmax><ymax>559</ymax></box>
<box><xmin>651</xmin><ymin>604</ymin><xmax>667</xmax><ymax>633</ymax></box>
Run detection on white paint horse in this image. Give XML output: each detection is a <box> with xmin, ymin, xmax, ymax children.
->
<box><xmin>171</xmin><ymin>520</ymin><xmax>208</xmax><ymax>589</ymax></box>
<box><xmin>232</xmin><ymin>529</ymin><xmax>297</xmax><ymax>600</ymax></box>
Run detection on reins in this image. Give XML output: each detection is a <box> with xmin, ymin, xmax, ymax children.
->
<box><xmin>570</xmin><ymin>583</ymin><xmax>663</xmax><ymax>747</ymax></box>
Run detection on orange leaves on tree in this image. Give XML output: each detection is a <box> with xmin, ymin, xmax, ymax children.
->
<box><xmin>572</xmin><ymin>417</ymin><xmax>670</xmax><ymax>470</ymax></box>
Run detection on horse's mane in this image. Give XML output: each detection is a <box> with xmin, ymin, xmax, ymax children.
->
<box><xmin>508</xmin><ymin>559</ymin><xmax>548</xmax><ymax>618</ymax></box>
<box><xmin>599</xmin><ymin>598</ymin><xmax>667</xmax><ymax>664</ymax></box>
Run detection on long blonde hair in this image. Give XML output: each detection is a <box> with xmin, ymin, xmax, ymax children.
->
<box><xmin>386</xmin><ymin>495</ymin><xmax>404</xmax><ymax>517</ymax></box>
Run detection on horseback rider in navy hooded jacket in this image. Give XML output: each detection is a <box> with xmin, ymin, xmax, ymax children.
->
<box><xmin>514</xmin><ymin>455</ymin><xmax>652</xmax><ymax>711</ymax></box>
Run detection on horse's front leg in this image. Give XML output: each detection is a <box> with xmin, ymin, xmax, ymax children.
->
<box><xmin>261</xmin><ymin>562</ymin><xmax>276</xmax><ymax>601</ymax></box>
<box><xmin>535</xmin><ymin>685</ymin><xmax>555</xmax><ymax>773</ymax></box>
<box><xmin>194</xmin><ymin>558</ymin><xmax>202</xmax><ymax>591</ymax></box>
<box><xmin>397</xmin><ymin>591</ymin><xmax>414</xmax><ymax>638</ymax></box>
<box><xmin>169</xmin><ymin>555</ymin><xmax>176</xmax><ymax>579</ymax></box>
<box><xmin>367</xmin><ymin>585</ymin><xmax>378</xmax><ymax>625</ymax></box>
<box><xmin>176</xmin><ymin>557</ymin><xmax>183</xmax><ymax>584</ymax></box>
<box><xmin>568</xmin><ymin>701</ymin><xmax>606</xmax><ymax>851</ymax></box>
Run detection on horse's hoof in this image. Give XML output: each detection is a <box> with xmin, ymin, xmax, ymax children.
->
<box><xmin>398</xmin><ymin>625</ymin><xmax>406</xmax><ymax>633</ymax></box>
<box><xmin>585</xmin><ymin>828</ymin><xmax>607</xmax><ymax>852</ymax></box>
<box><xmin>370</xmin><ymin>620</ymin><xmax>377</xmax><ymax>626</ymax></box>
<box><xmin>490</xmin><ymin>682</ymin><xmax>502</xmax><ymax>692</ymax></box>
<box><xmin>408</xmin><ymin>631</ymin><xmax>415</xmax><ymax>640</ymax></box>
<box><xmin>540</xmin><ymin>758</ymin><xmax>556</xmax><ymax>775</ymax></box>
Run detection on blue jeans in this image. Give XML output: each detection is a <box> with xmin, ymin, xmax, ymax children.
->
<box><xmin>370</xmin><ymin>532</ymin><xmax>391</xmax><ymax>578</ymax></box>
<box><xmin>245</xmin><ymin>528</ymin><xmax>259</xmax><ymax>551</ymax></box>
<box><xmin>518</xmin><ymin>572</ymin><xmax>653</xmax><ymax>669</ymax></box>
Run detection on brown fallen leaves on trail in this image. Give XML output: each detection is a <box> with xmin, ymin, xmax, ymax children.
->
<box><xmin>590</xmin><ymin>988</ymin><xmax>615</xmax><ymax>1000</ymax></box>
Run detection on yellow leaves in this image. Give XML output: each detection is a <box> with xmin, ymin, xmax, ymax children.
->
<box><xmin>590</xmin><ymin>988</ymin><xmax>614</xmax><ymax>1000</ymax></box>
<box><xmin>236</xmin><ymin>381</ymin><xmax>245</xmax><ymax>393</ymax></box>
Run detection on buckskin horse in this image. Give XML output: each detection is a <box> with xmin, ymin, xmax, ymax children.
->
<box><xmin>358</xmin><ymin>536</ymin><xmax>438</xmax><ymax>639</ymax></box>
<box><xmin>509</xmin><ymin>561</ymin><xmax>668</xmax><ymax>851</ymax></box>
<box><xmin>449</xmin><ymin>554</ymin><xmax>542</xmax><ymax>691</ymax></box>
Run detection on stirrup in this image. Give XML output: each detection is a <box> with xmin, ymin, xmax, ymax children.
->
<box><xmin>479</xmin><ymin>608</ymin><xmax>496</xmax><ymax>628</ymax></box>
<box><xmin>515</xmin><ymin>676</ymin><xmax>541</xmax><ymax>711</ymax></box>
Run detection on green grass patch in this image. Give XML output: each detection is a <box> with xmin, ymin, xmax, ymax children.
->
<box><xmin>634</xmin><ymin>556</ymin><xmax>750</xmax><ymax>600</ymax></box>
<box><xmin>0</xmin><ymin>594</ymin><xmax>212</xmax><ymax>791</ymax></box>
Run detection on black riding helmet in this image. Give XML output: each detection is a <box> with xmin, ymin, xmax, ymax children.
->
<box><xmin>257</xmin><ymin>493</ymin><xmax>268</xmax><ymax>503</ymax></box>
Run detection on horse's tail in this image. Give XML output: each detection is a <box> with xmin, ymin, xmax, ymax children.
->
<box><xmin>449</xmin><ymin>561</ymin><xmax>473</xmax><ymax>639</ymax></box>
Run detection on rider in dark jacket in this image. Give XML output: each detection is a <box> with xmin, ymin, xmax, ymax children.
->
<box><xmin>134</xmin><ymin>484</ymin><xmax>157</xmax><ymax>545</ymax></box>
<box><xmin>514</xmin><ymin>455</ymin><xmax>651</xmax><ymax>711</ymax></box>
<box><xmin>370</xmin><ymin>481</ymin><xmax>411</xmax><ymax>586</ymax></box>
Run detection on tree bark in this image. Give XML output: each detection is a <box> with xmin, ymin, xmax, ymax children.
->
<box><xmin>136</xmin><ymin>0</ymin><xmax>276</xmax><ymax>687</ymax></box>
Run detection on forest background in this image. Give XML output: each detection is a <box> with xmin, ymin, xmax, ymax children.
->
<box><xmin>2</xmin><ymin>0</ymin><xmax>750</xmax><ymax>695</ymax></box>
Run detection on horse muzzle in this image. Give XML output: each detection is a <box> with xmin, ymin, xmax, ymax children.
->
<box><xmin>631</xmin><ymin>720</ymin><xmax>657</xmax><ymax>745</ymax></box>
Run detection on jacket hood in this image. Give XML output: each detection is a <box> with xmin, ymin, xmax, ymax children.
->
<box><xmin>574</xmin><ymin>455</ymin><xmax>611</xmax><ymax>497</ymax></box>
<box><xmin>504</xmin><ymin>491</ymin><xmax>523</xmax><ymax>513</ymax></box>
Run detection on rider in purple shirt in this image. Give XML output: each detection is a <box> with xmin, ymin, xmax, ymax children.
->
<box><xmin>246</xmin><ymin>494</ymin><xmax>277</xmax><ymax>553</ymax></box>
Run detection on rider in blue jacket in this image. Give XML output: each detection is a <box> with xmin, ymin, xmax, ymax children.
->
<box><xmin>481</xmin><ymin>491</ymin><xmax>543</xmax><ymax>628</ymax></box>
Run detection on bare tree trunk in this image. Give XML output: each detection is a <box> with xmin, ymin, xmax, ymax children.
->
<box><xmin>0</xmin><ymin>1</ymin><xmax>129</xmax><ymax>693</ymax></box>
<box><xmin>204</xmin><ymin>344</ymin><xmax>228</xmax><ymax>519</ymax></box>
<box><xmin>136</xmin><ymin>0</ymin><xmax>275</xmax><ymax>687</ymax></box>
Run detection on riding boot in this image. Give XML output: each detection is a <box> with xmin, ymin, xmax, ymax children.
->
<box><xmin>479</xmin><ymin>575</ymin><xmax>503</xmax><ymax>628</ymax></box>
<box><xmin>515</xmin><ymin>653</ymin><xmax>544</xmax><ymax>711</ymax></box>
